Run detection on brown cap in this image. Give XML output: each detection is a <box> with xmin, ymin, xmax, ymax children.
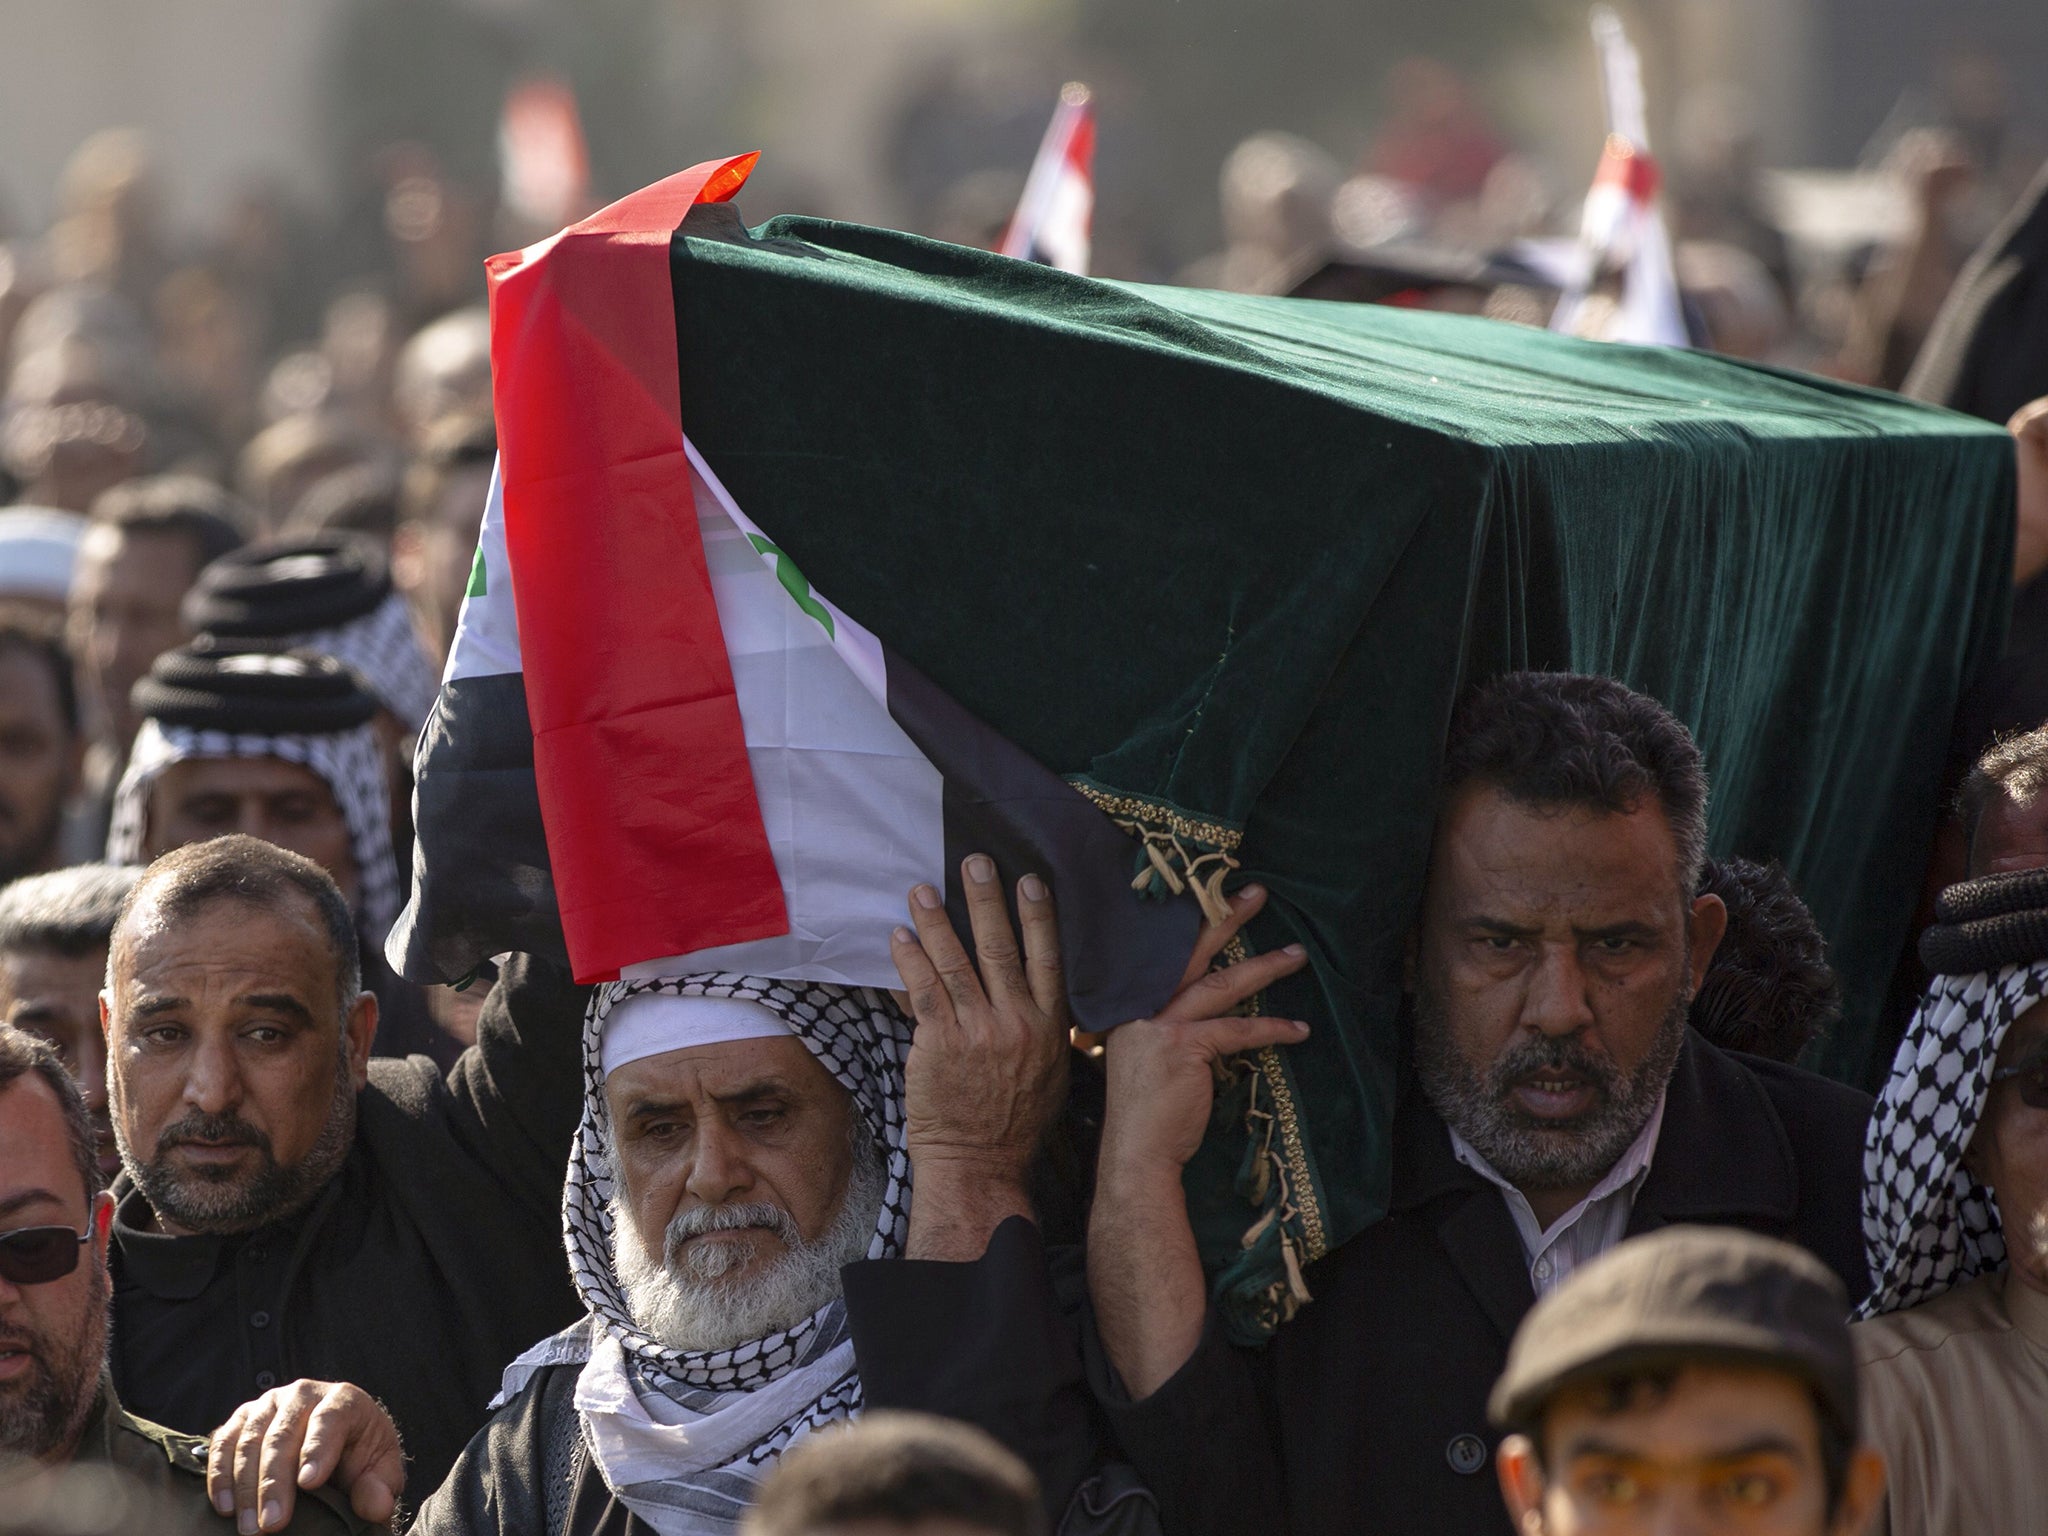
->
<box><xmin>1488</xmin><ymin>1226</ymin><xmax>1856</xmax><ymax>1435</ymax></box>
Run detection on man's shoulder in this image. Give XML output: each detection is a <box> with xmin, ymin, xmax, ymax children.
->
<box><xmin>1717</xmin><ymin>1044</ymin><xmax>1873</xmax><ymax>1146</ymax></box>
<box><xmin>1854</xmin><ymin>1272</ymin><xmax>2011</xmax><ymax>1368</ymax></box>
<box><xmin>95</xmin><ymin>1398</ymin><xmax>369</xmax><ymax>1533</ymax></box>
<box><xmin>364</xmin><ymin>1052</ymin><xmax>451</xmax><ymax>1113</ymax></box>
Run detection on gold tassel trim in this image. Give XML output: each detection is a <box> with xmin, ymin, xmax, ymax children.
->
<box><xmin>1065</xmin><ymin>781</ymin><xmax>1244</xmax><ymax>927</ymax></box>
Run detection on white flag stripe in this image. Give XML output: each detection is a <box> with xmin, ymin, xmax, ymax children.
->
<box><xmin>620</xmin><ymin>453</ymin><xmax>946</xmax><ymax>987</ymax></box>
<box><xmin>444</xmin><ymin>461</ymin><xmax>522</xmax><ymax>684</ymax></box>
<box><xmin>684</xmin><ymin>436</ymin><xmax>891</xmax><ymax>703</ymax></box>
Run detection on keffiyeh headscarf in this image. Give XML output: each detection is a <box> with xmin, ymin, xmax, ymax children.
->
<box><xmin>105</xmin><ymin>663</ymin><xmax>401</xmax><ymax>950</ymax></box>
<box><xmin>555</xmin><ymin>974</ymin><xmax>913</xmax><ymax>1533</ymax></box>
<box><xmin>280</xmin><ymin>590</ymin><xmax>440</xmax><ymax>739</ymax></box>
<box><xmin>182</xmin><ymin>534</ymin><xmax>442</xmax><ymax>737</ymax></box>
<box><xmin>1858</xmin><ymin>870</ymin><xmax>2048</xmax><ymax>1318</ymax></box>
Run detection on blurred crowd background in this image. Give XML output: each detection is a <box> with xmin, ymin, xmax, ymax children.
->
<box><xmin>0</xmin><ymin>0</ymin><xmax>2044</xmax><ymax>587</ymax></box>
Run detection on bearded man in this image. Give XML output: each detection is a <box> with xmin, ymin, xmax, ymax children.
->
<box><xmin>0</xmin><ymin>1022</ymin><xmax>362</xmax><ymax>1530</ymax></box>
<box><xmin>99</xmin><ymin>834</ymin><xmax>589</xmax><ymax>1502</ymax></box>
<box><xmin>1853</xmin><ymin>869</ymin><xmax>2048</xmax><ymax>1532</ymax></box>
<box><xmin>1085</xmin><ymin>671</ymin><xmax>1875</xmax><ymax>1536</ymax></box>
<box><xmin>208</xmin><ymin>856</ymin><xmax>1295</xmax><ymax>1535</ymax></box>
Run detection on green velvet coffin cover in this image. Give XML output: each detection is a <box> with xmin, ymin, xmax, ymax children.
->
<box><xmin>661</xmin><ymin>205</ymin><xmax>2011</xmax><ymax>1338</ymax></box>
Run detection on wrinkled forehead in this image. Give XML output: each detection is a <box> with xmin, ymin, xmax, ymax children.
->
<box><xmin>110</xmin><ymin>881</ymin><xmax>334</xmax><ymax>988</ymax></box>
<box><xmin>1429</xmin><ymin>782</ymin><xmax>1688</xmax><ymax>915</ymax></box>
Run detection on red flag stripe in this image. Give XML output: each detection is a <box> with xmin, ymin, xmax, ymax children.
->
<box><xmin>484</xmin><ymin>154</ymin><xmax>788</xmax><ymax>983</ymax></box>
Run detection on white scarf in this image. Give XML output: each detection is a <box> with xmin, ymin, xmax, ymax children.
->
<box><xmin>1858</xmin><ymin>961</ymin><xmax>2048</xmax><ymax>1318</ymax></box>
<box><xmin>502</xmin><ymin>974</ymin><xmax>912</xmax><ymax>1534</ymax></box>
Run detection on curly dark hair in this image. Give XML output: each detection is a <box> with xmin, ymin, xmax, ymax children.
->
<box><xmin>1689</xmin><ymin>857</ymin><xmax>1840</xmax><ymax>1063</ymax></box>
<box><xmin>1441</xmin><ymin>672</ymin><xmax>1710</xmax><ymax>894</ymax></box>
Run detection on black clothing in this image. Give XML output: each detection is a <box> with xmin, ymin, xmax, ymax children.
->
<box><xmin>1089</xmin><ymin>1034</ymin><xmax>1873</xmax><ymax>1536</ymax></box>
<box><xmin>364</xmin><ymin>941</ymin><xmax>461</xmax><ymax>1070</ymax></box>
<box><xmin>74</xmin><ymin>1377</ymin><xmax>364</xmax><ymax>1533</ymax></box>
<box><xmin>133</xmin><ymin>646</ymin><xmax>379</xmax><ymax>733</ymax></box>
<box><xmin>109</xmin><ymin>953</ymin><xmax>590</xmax><ymax>1498</ymax></box>
<box><xmin>415</xmin><ymin>1221</ymin><xmax>1156</xmax><ymax>1536</ymax></box>
<box><xmin>1904</xmin><ymin>158</ymin><xmax>2048</xmax><ymax>427</ymax></box>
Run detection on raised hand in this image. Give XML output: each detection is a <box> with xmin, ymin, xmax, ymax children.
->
<box><xmin>1100</xmin><ymin>883</ymin><xmax>1311</xmax><ymax>1178</ymax></box>
<box><xmin>889</xmin><ymin>853</ymin><xmax>1071</xmax><ymax>1260</ymax></box>
<box><xmin>207</xmin><ymin>1378</ymin><xmax>404</xmax><ymax>1533</ymax></box>
<box><xmin>1090</xmin><ymin>883</ymin><xmax>1311</xmax><ymax>1399</ymax></box>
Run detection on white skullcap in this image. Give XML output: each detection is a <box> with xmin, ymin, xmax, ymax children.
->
<box><xmin>0</xmin><ymin>507</ymin><xmax>85</xmax><ymax>601</ymax></box>
<box><xmin>599</xmin><ymin>990</ymin><xmax>793</xmax><ymax>1078</ymax></box>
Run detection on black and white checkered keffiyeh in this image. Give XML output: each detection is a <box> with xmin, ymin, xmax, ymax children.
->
<box><xmin>106</xmin><ymin>718</ymin><xmax>400</xmax><ymax>942</ymax></box>
<box><xmin>279</xmin><ymin>589</ymin><xmax>440</xmax><ymax>741</ymax></box>
<box><xmin>1857</xmin><ymin>961</ymin><xmax>2048</xmax><ymax>1318</ymax></box>
<box><xmin>549</xmin><ymin>974</ymin><xmax>912</xmax><ymax>1532</ymax></box>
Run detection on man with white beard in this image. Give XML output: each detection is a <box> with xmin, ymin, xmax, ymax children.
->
<box><xmin>207</xmin><ymin>857</ymin><xmax>1299</xmax><ymax>1535</ymax></box>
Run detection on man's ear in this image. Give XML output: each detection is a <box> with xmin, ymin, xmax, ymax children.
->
<box><xmin>345</xmin><ymin>990</ymin><xmax>380</xmax><ymax>1090</ymax></box>
<box><xmin>1687</xmin><ymin>891</ymin><xmax>1728</xmax><ymax>992</ymax></box>
<box><xmin>1495</xmin><ymin>1432</ymin><xmax>1549</xmax><ymax>1532</ymax></box>
<box><xmin>1832</xmin><ymin>1445</ymin><xmax>1888</xmax><ymax>1535</ymax></box>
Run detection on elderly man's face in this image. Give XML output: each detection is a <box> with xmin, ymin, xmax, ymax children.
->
<box><xmin>1410</xmin><ymin>785</ymin><xmax>1725</xmax><ymax>1221</ymax></box>
<box><xmin>606</xmin><ymin>1034</ymin><xmax>881</xmax><ymax>1352</ymax></box>
<box><xmin>67</xmin><ymin>525</ymin><xmax>200</xmax><ymax>751</ymax></box>
<box><xmin>0</xmin><ymin>1072</ymin><xmax>114</xmax><ymax>1463</ymax></box>
<box><xmin>104</xmin><ymin>890</ymin><xmax>374</xmax><ymax>1236</ymax></box>
<box><xmin>144</xmin><ymin>758</ymin><xmax>360</xmax><ymax>910</ymax></box>
<box><xmin>1497</xmin><ymin>1365</ymin><xmax>1884</xmax><ymax>1535</ymax></box>
<box><xmin>1966</xmin><ymin>998</ymin><xmax>2048</xmax><ymax>1296</ymax></box>
<box><xmin>0</xmin><ymin>945</ymin><xmax>118</xmax><ymax>1180</ymax></box>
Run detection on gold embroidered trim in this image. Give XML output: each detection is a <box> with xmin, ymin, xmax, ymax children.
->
<box><xmin>1217</xmin><ymin>933</ymin><xmax>1325</xmax><ymax>1327</ymax></box>
<box><xmin>1255</xmin><ymin>1045</ymin><xmax>1325</xmax><ymax>1263</ymax></box>
<box><xmin>1066</xmin><ymin>781</ymin><xmax>1244</xmax><ymax>925</ymax></box>
<box><xmin>1065</xmin><ymin>782</ymin><xmax>1244</xmax><ymax>853</ymax></box>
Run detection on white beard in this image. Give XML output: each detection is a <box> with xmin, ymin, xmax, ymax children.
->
<box><xmin>609</xmin><ymin>1134</ymin><xmax>887</xmax><ymax>1354</ymax></box>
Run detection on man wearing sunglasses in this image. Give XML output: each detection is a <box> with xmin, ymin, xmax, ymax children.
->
<box><xmin>0</xmin><ymin>1021</ymin><xmax>359</xmax><ymax>1528</ymax></box>
<box><xmin>1854</xmin><ymin>866</ymin><xmax>2048</xmax><ymax>1532</ymax></box>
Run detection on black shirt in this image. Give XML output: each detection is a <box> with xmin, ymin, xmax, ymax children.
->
<box><xmin>109</xmin><ymin>953</ymin><xmax>591</xmax><ymax>1499</ymax></box>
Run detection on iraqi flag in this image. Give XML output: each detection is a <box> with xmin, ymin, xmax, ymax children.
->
<box><xmin>999</xmin><ymin>83</ymin><xmax>1096</xmax><ymax>275</ymax></box>
<box><xmin>1549</xmin><ymin>6</ymin><xmax>1688</xmax><ymax>348</ymax></box>
<box><xmin>388</xmin><ymin>154</ymin><xmax>1197</xmax><ymax>1030</ymax></box>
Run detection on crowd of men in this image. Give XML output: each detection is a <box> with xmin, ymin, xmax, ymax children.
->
<box><xmin>4</xmin><ymin>77</ymin><xmax>2048</xmax><ymax>1536</ymax></box>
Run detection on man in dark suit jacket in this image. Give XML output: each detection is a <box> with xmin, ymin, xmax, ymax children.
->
<box><xmin>1085</xmin><ymin>672</ymin><xmax>1873</xmax><ymax>1536</ymax></box>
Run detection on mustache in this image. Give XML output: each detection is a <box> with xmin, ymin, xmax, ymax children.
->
<box><xmin>663</xmin><ymin>1201</ymin><xmax>800</xmax><ymax>1255</ymax></box>
<box><xmin>1487</xmin><ymin>1034</ymin><xmax>1625</xmax><ymax>1100</ymax></box>
<box><xmin>154</xmin><ymin>1111</ymin><xmax>272</xmax><ymax>1158</ymax></box>
<box><xmin>0</xmin><ymin>1326</ymin><xmax>47</xmax><ymax>1363</ymax></box>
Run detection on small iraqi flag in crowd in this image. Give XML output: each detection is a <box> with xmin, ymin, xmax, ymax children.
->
<box><xmin>390</xmin><ymin>154</ymin><xmax>1195</xmax><ymax>1029</ymax></box>
<box><xmin>1550</xmin><ymin>6</ymin><xmax>1687</xmax><ymax>348</ymax></box>
<box><xmin>999</xmin><ymin>82</ymin><xmax>1096</xmax><ymax>275</ymax></box>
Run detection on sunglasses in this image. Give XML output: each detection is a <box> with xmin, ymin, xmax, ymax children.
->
<box><xmin>0</xmin><ymin>1225</ymin><xmax>91</xmax><ymax>1286</ymax></box>
<box><xmin>1991</xmin><ymin>1049</ymin><xmax>2048</xmax><ymax>1110</ymax></box>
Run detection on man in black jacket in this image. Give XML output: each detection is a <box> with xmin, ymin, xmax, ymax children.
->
<box><xmin>100</xmin><ymin>833</ymin><xmax>588</xmax><ymax>1500</ymax></box>
<box><xmin>1086</xmin><ymin>672</ymin><xmax>1874</xmax><ymax>1536</ymax></box>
